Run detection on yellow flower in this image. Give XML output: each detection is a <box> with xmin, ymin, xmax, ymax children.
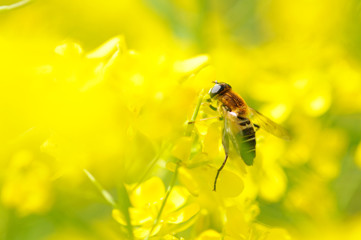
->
<box><xmin>2</xmin><ymin>1</ymin><xmax>361</xmax><ymax>239</ymax></box>
<box><xmin>113</xmin><ymin>177</ymin><xmax>200</xmax><ymax>239</ymax></box>
<box><xmin>1</xmin><ymin>150</ymin><xmax>53</xmax><ymax>216</ymax></box>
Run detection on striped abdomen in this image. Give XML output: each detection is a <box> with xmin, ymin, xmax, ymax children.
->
<box><xmin>237</xmin><ymin>116</ymin><xmax>256</xmax><ymax>165</ymax></box>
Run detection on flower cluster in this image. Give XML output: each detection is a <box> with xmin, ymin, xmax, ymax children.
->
<box><xmin>1</xmin><ymin>1</ymin><xmax>361</xmax><ymax>240</ymax></box>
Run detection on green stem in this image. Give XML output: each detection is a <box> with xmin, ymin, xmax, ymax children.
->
<box><xmin>145</xmin><ymin>89</ymin><xmax>205</xmax><ymax>239</ymax></box>
<box><xmin>118</xmin><ymin>184</ymin><xmax>134</xmax><ymax>240</ymax></box>
<box><xmin>145</xmin><ymin>164</ymin><xmax>179</xmax><ymax>240</ymax></box>
<box><xmin>84</xmin><ymin>169</ymin><xmax>134</xmax><ymax>239</ymax></box>
<box><xmin>130</xmin><ymin>144</ymin><xmax>167</xmax><ymax>193</ymax></box>
<box><xmin>186</xmin><ymin>89</ymin><xmax>205</xmax><ymax>136</ymax></box>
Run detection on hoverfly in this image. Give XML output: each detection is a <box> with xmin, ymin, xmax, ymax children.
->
<box><xmin>207</xmin><ymin>81</ymin><xmax>290</xmax><ymax>191</ymax></box>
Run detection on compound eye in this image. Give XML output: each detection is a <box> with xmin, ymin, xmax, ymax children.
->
<box><xmin>209</xmin><ymin>84</ymin><xmax>224</xmax><ymax>98</ymax></box>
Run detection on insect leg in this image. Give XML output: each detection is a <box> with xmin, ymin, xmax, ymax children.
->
<box><xmin>209</xmin><ymin>104</ymin><xmax>217</xmax><ymax>111</ymax></box>
<box><xmin>203</xmin><ymin>98</ymin><xmax>217</xmax><ymax>111</ymax></box>
<box><xmin>187</xmin><ymin>116</ymin><xmax>219</xmax><ymax>124</ymax></box>
<box><xmin>213</xmin><ymin>123</ymin><xmax>230</xmax><ymax>191</ymax></box>
<box><xmin>213</xmin><ymin>152</ymin><xmax>228</xmax><ymax>191</ymax></box>
<box><xmin>253</xmin><ymin>124</ymin><xmax>260</xmax><ymax>131</ymax></box>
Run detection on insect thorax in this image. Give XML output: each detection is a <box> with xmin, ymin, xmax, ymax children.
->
<box><xmin>218</xmin><ymin>91</ymin><xmax>248</xmax><ymax>115</ymax></box>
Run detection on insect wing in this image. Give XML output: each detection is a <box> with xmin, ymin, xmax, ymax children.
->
<box><xmin>223</xmin><ymin>110</ymin><xmax>255</xmax><ymax>165</ymax></box>
<box><xmin>249</xmin><ymin>108</ymin><xmax>290</xmax><ymax>140</ymax></box>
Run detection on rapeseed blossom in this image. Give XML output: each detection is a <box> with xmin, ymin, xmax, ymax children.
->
<box><xmin>1</xmin><ymin>1</ymin><xmax>361</xmax><ymax>240</ymax></box>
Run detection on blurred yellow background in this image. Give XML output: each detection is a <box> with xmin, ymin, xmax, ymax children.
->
<box><xmin>1</xmin><ymin>0</ymin><xmax>361</xmax><ymax>239</ymax></box>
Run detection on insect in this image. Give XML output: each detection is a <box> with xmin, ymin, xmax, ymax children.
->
<box><xmin>208</xmin><ymin>81</ymin><xmax>290</xmax><ymax>191</ymax></box>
